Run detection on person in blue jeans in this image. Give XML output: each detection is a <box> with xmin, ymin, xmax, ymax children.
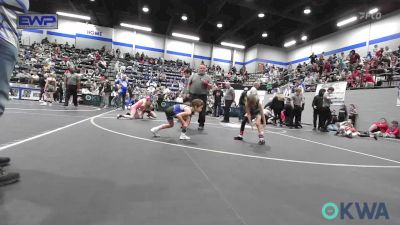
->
<box><xmin>0</xmin><ymin>0</ymin><xmax>30</xmax><ymax>186</ymax></box>
<box><xmin>115</xmin><ymin>75</ymin><xmax>128</xmax><ymax>110</ymax></box>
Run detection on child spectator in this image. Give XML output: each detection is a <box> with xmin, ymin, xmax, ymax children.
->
<box><xmin>383</xmin><ymin>121</ymin><xmax>399</xmax><ymax>138</ymax></box>
<box><xmin>348</xmin><ymin>104</ymin><xmax>358</xmax><ymax>127</ymax></box>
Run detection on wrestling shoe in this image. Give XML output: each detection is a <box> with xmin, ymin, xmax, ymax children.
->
<box><xmin>150</xmin><ymin>127</ymin><xmax>160</xmax><ymax>137</ymax></box>
<box><xmin>179</xmin><ymin>133</ymin><xmax>191</xmax><ymax>140</ymax></box>
<box><xmin>0</xmin><ymin>157</ymin><xmax>10</xmax><ymax>167</ymax></box>
<box><xmin>0</xmin><ymin>168</ymin><xmax>20</xmax><ymax>187</ymax></box>
<box><xmin>117</xmin><ymin>114</ymin><xmax>123</xmax><ymax>119</ymax></box>
<box><xmin>234</xmin><ymin>135</ymin><xmax>243</xmax><ymax>140</ymax></box>
<box><xmin>258</xmin><ymin>139</ymin><xmax>266</xmax><ymax>145</ymax></box>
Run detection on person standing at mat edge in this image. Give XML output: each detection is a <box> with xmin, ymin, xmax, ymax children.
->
<box><xmin>320</xmin><ymin>87</ymin><xmax>335</xmax><ymax>132</ymax></box>
<box><xmin>64</xmin><ymin>69</ymin><xmax>80</xmax><ymax>108</ymax></box>
<box><xmin>188</xmin><ymin>64</ymin><xmax>213</xmax><ymax>130</ymax></box>
<box><xmin>221</xmin><ymin>82</ymin><xmax>235</xmax><ymax>123</ymax></box>
<box><xmin>0</xmin><ymin>0</ymin><xmax>30</xmax><ymax>186</ymax></box>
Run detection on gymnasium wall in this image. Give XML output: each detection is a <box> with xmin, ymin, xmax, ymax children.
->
<box><xmin>288</xmin><ymin>10</ymin><xmax>400</xmax><ymax>66</ymax></box>
<box><xmin>244</xmin><ymin>46</ymin><xmax>258</xmax><ymax>73</ymax></box>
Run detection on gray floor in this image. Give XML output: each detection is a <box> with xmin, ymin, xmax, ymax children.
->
<box><xmin>1</xmin><ymin>100</ymin><xmax>399</xmax><ymax>225</ymax></box>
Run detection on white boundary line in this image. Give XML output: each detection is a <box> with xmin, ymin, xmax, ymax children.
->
<box><xmin>7</xmin><ymin>107</ymin><xmax>101</xmax><ymax>112</ymax></box>
<box><xmin>0</xmin><ymin>110</ymin><xmax>115</xmax><ymax>152</ymax></box>
<box><xmin>90</xmin><ymin>117</ymin><xmax>400</xmax><ymax>168</ymax></box>
<box><xmin>7</xmin><ymin>111</ymin><xmax>89</xmax><ymax>118</ymax></box>
<box><xmin>264</xmin><ymin>130</ymin><xmax>400</xmax><ymax>164</ymax></box>
<box><xmin>98</xmin><ymin>116</ymin><xmax>287</xmax><ymax>131</ymax></box>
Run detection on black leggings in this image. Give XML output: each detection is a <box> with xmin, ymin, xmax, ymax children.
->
<box><xmin>240</xmin><ymin>116</ymin><xmax>249</xmax><ymax>132</ymax></box>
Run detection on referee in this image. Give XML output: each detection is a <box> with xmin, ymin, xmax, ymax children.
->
<box><xmin>188</xmin><ymin>64</ymin><xmax>212</xmax><ymax>130</ymax></box>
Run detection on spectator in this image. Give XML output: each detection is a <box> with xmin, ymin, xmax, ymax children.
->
<box><xmin>38</xmin><ymin>74</ymin><xmax>47</xmax><ymax>103</ymax></box>
<box><xmin>188</xmin><ymin>64</ymin><xmax>213</xmax><ymax>130</ymax></box>
<box><xmin>64</xmin><ymin>69</ymin><xmax>80</xmax><ymax>108</ymax></box>
<box><xmin>269</xmin><ymin>94</ymin><xmax>285</xmax><ymax>126</ymax></box>
<box><xmin>212</xmin><ymin>85</ymin><xmax>223</xmax><ymax>117</ymax></box>
<box><xmin>368</xmin><ymin>118</ymin><xmax>389</xmax><ymax>138</ymax></box>
<box><xmin>221</xmin><ymin>82</ymin><xmax>235</xmax><ymax>123</ymax></box>
<box><xmin>100</xmin><ymin>79</ymin><xmax>112</xmax><ymax>108</ymax></box>
<box><xmin>383</xmin><ymin>121</ymin><xmax>399</xmax><ymax>138</ymax></box>
<box><xmin>312</xmin><ymin>89</ymin><xmax>325</xmax><ymax>130</ymax></box>
<box><xmin>292</xmin><ymin>88</ymin><xmax>305</xmax><ymax>128</ymax></box>
<box><xmin>309</xmin><ymin>52</ymin><xmax>317</xmax><ymax>64</ymax></box>
<box><xmin>348</xmin><ymin>104</ymin><xmax>358</xmax><ymax>127</ymax></box>
<box><xmin>363</xmin><ymin>70</ymin><xmax>375</xmax><ymax>87</ymax></box>
<box><xmin>320</xmin><ymin>87</ymin><xmax>335</xmax><ymax>132</ymax></box>
<box><xmin>238</xmin><ymin>87</ymin><xmax>248</xmax><ymax>121</ymax></box>
<box><xmin>115</xmin><ymin>75</ymin><xmax>128</xmax><ymax>110</ymax></box>
<box><xmin>349</xmin><ymin>50</ymin><xmax>361</xmax><ymax>71</ymax></box>
<box><xmin>0</xmin><ymin>0</ymin><xmax>30</xmax><ymax>186</ymax></box>
<box><xmin>284</xmin><ymin>97</ymin><xmax>294</xmax><ymax>128</ymax></box>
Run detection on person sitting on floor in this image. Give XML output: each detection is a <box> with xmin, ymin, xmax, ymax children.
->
<box><xmin>382</xmin><ymin>120</ymin><xmax>399</xmax><ymax>138</ymax></box>
<box><xmin>335</xmin><ymin>119</ymin><xmax>359</xmax><ymax>138</ymax></box>
<box><xmin>368</xmin><ymin>118</ymin><xmax>389</xmax><ymax>135</ymax></box>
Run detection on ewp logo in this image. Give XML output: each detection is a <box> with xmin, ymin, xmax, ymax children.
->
<box><xmin>17</xmin><ymin>14</ymin><xmax>58</xmax><ymax>29</ymax></box>
<box><xmin>322</xmin><ymin>202</ymin><xmax>389</xmax><ymax>220</ymax></box>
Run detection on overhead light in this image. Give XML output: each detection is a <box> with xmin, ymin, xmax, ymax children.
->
<box><xmin>56</xmin><ymin>11</ymin><xmax>90</xmax><ymax>20</ymax></box>
<box><xmin>221</xmin><ymin>42</ymin><xmax>245</xmax><ymax>49</ymax></box>
<box><xmin>368</xmin><ymin>8</ymin><xmax>379</xmax><ymax>14</ymax></box>
<box><xmin>181</xmin><ymin>14</ymin><xmax>188</xmax><ymax>21</ymax></box>
<box><xmin>120</xmin><ymin>23</ymin><xmax>152</xmax><ymax>32</ymax></box>
<box><xmin>90</xmin><ymin>0</ymin><xmax>95</xmax><ymax>2</ymax></box>
<box><xmin>284</xmin><ymin>40</ymin><xmax>296</xmax><ymax>47</ymax></box>
<box><xmin>304</xmin><ymin>7</ymin><xmax>311</xmax><ymax>14</ymax></box>
<box><xmin>301</xmin><ymin>35</ymin><xmax>308</xmax><ymax>41</ymax></box>
<box><xmin>337</xmin><ymin>16</ymin><xmax>357</xmax><ymax>27</ymax></box>
<box><xmin>142</xmin><ymin>6</ymin><xmax>149</xmax><ymax>13</ymax></box>
<box><xmin>217</xmin><ymin>23</ymin><xmax>223</xmax><ymax>28</ymax></box>
<box><xmin>172</xmin><ymin>32</ymin><xmax>199</xmax><ymax>41</ymax></box>
<box><xmin>258</xmin><ymin>13</ymin><xmax>265</xmax><ymax>18</ymax></box>
<box><xmin>262</xmin><ymin>32</ymin><xmax>268</xmax><ymax>38</ymax></box>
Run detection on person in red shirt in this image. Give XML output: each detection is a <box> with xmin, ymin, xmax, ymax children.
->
<box><xmin>323</xmin><ymin>60</ymin><xmax>331</xmax><ymax>73</ymax></box>
<box><xmin>363</xmin><ymin>70</ymin><xmax>375</xmax><ymax>87</ymax></box>
<box><xmin>383</xmin><ymin>121</ymin><xmax>399</xmax><ymax>138</ymax></box>
<box><xmin>369</xmin><ymin>118</ymin><xmax>389</xmax><ymax>133</ymax></box>
<box><xmin>349</xmin><ymin>50</ymin><xmax>360</xmax><ymax>71</ymax></box>
<box><xmin>348</xmin><ymin>66</ymin><xmax>361</xmax><ymax>87</ymax></box>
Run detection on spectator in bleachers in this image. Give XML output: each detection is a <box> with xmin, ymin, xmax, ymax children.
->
<box><xmin>188</xmin><ymin>64</ymin><xmax>213</xmax><ymax>130</ymax></box>
<box><xmin>309</xmin><ymin>52</ymin><xmax>317</xmax><ymax>64</ymax></box>
<box><xmin>349</xmin><ymin>50</ymin><xmax>361</xmax><ymax>71</ymax></box>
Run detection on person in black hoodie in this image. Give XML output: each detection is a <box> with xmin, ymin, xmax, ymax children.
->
<box><xmin>268</xmin><ymin>94</ymin><xmax>284</xmax><ymax>126</ymax></box>
<box><xmin>312</xmin><ymin>89</ymin><xmax>325</xmax><ymax>130</ymax></box>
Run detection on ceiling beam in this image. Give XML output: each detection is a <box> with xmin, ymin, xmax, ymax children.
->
<box><xmin>215</xmin><ymin>14</ymin><xmax>258</xmax><ymax>43</ymax></box>
<box><xmin>282</xmin><ymin>3</ymin><xmax>369</xmax><ymax>41</ymax></box>
<box><xmin>232</xmin><ymin>0</ymin><xmax>313</xmax><ymax>24</ymax></box>
<box><xmin>195</xmin><ymin>0</ymin><xmax>229</xmax><ymax>32</ymax></box>
<box><xmin>100</xmin><ymin>0</ymin><xmax>114</xmax><ymax>27</ymax></box>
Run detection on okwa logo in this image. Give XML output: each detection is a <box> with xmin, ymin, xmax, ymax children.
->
<box><xmin>322</xmin><ymin>202</ymin><xmax>389</xmax><ymax>220</ymax></box>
